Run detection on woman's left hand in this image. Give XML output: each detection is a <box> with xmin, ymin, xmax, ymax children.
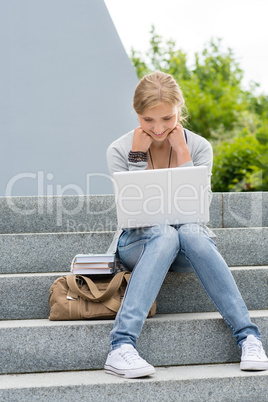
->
<box><xmin>167</xmin><ymin>124</ymin><xmax>192</xmax><ymax>165</ymax></box>
<box><xmin>166</xmin><ymin>124</ymin><xmax>187</xmax><ymax>151</ymax></box>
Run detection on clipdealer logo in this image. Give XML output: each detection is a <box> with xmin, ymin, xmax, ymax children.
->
<box><xmin>4</xmin><ymin>171</ymin><xmax>116</xmax><ymax>226</ymax></box>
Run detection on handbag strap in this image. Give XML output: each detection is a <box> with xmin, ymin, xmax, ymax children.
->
<box><xmin>66</xmin><ymin>271</ymin><xmax>130</xmax><ymax>303</ymax></box>
<box><xmin>66</xmin><ymin>271</ymin><xmax>131</xmax><ymax>313</ymax></box>
<box><xmin>82</xmin><ymin>272</ymin><xmax>131</xmax><ymax>302</ymax></box>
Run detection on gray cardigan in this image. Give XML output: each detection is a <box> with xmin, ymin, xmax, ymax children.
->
<box><xmin>106</xmin><ymin>128</ymin><xmax>215</xmax><ymax>254</ymax></box>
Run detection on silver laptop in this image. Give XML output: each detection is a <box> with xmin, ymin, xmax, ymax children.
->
<box><xmin>113</xmin><ymin>166</ymin><xmax>210</xmax><ymax>229</ymax></box>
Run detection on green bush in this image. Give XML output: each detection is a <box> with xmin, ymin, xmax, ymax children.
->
<box><xmin>212</xmin><ymin>133</ymin><xmax>262</xmax><ymax>192</ymax></box>
<box><xmin>255</xmin><ymin>123</ymin><xmax>268</xmax><ymax>190</ymax></box>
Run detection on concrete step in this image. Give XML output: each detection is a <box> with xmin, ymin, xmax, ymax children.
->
<box><xmin>1</xmin><ymin>311</ymin><xmax>267</xmax><ymax>374</ymax></box>
<box><xmin>0</xmin><ymin>192</ymin><xmax>267</xmax><ymax>234</ymax></box>
<box><xmin>0</xmin><ymin>231</ymin><xmax>114</xmax><ymax>274</ymax></box>
<box><xmin>1</xmin><ymin>363</ymin><xmax>268</xmax><ymax>402</ymax></box>
<box><xmin>1</xmin><ymin>267</ymin><xmax>267</xmax><ymax>320</ymax></box>
<box><xmin>0</xmin><ymin>227</ymin><xmax>267</xmax><ymax>274</ymax></box>
<box><xmin>0</xmin><ymin>195</ymin><xmax>117</xmax><ymax>234</ymax></box>
<box><xmin>214</xmin><ymin>227</ymin><xmax>268</xmax><ymax>266</ymax></box>
<box><xmin>222</xmin><ymin>191</ymin><xmax>268</xmax><ymax>228</ymax></box>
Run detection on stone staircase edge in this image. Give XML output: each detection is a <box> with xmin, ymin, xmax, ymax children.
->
<box><xmin>2</xmin><ymin>309</ymin><xmax>268</xmax><ymax>327</ymax></box>
<box><xmin>1</xmin><ymin>363</ymin><xmax>268</xmax><ymax>388</ymax></box>
<box><xmin>0</xmin><ymin>364</ymin><xmax>267</xmax><ymax>402</ymax></box>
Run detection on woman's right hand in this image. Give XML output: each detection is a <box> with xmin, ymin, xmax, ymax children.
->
<box><xmin>132</xmin><ymin>127</ymin><xmax>153</xmax><ymax>152</ymax></box>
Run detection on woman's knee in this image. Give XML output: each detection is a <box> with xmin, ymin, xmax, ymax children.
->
<box><xmin>149</xmin><ymin>224</ymin><xmax>179</xmax><ymax>250</ymax></box>
<box><xmin>118</xmin><ymin>224</ymin><xmax>179</xmax><ymax>269</ymax></box>
<box><xmin>179</xmin><ymin>223</ymin><xmax>214</xmax><ymax>252</ymax></box>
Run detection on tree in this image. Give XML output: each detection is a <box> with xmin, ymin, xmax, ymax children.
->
<box><xmin>130</xmin><ymin>27</ymin><xmax>264</xmax><ymax>141</ymax></box>
<box><xmin>130</xmin><ymin>27</ymin><xmax>268</xmax><ymax>191</ymax></box>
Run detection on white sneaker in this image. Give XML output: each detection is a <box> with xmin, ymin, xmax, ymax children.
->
<box><xmin>104</xmin><ymin>344</ymin><xmax>156</xmax><ymax>378</ymax></box>
<box><xmin>240</xmin><ymin>335</ymin><xmax>268</xmax><ymax>371</ymax></box>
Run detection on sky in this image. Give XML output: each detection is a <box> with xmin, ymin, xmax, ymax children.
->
<box><xmin>105</xmin><ymin>0</ymin><xmax>268</xmax><ymax>94</ymax></box>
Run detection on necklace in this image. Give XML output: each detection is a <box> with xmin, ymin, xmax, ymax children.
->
<box><xmin>148</xmin><ymin>147</ymin><xmax>172</xmax><ymax>169</ymax></box>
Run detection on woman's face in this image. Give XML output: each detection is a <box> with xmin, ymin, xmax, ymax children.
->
<box><xmin>138</xmin><ymin>102</ymin><xmax>178</xmax><ymax>142</ymax></box>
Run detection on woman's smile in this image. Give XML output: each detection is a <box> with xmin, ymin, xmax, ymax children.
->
<box><xmin>151</xmin><ymin>129</ymin><xmax>168</xmax><ymax>137</ymax></box>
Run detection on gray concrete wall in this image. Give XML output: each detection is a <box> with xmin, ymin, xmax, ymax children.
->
<box><xmin>0</xmin><ymin>0</ymin><xmax>138</xmax><ymax>196</ymax></box>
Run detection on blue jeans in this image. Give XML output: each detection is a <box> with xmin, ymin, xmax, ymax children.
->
<box><xmin>110</xmin><ymin>223</ymin><xmax>260</xmax><ymax>349</ymax></box>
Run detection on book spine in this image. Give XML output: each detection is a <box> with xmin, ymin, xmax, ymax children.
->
<box><xmin>74</xmin><ymin>255</ymin><xmax>115</xmax><ymax>263</ymax></box>
<box><xmin>71</xmin><ymin>268</ymin><xmax>114</xmax><ymax>275</ymax></box>
<box><xmin>73</xmin><ymin>263</ymin><xmax>114</xmax><ymax>268</ymax></box>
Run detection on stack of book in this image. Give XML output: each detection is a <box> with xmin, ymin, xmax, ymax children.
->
<box><xmin>71</xmin><ymin>253</ymin><xmax>115</xmax><ymax>275</ymax></box>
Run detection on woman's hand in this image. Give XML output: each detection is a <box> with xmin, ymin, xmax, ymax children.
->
<box><xmin>167</xmin><ymin>124</ymin><xmax>192</xmax><ymax>165</ymax></box>
<box><xmin>132</xmin><ymin>126</ymin><xmax>153</xmax><ymax>152</ymax></box>
<box><xmin>166</xmin><ymin>124</ymin><xmax>186</xmax><ymax>150</ymax></box>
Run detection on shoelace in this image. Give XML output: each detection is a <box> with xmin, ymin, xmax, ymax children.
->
<box><xmin>243</xmin><ymin>341</ymin><xmax>262</xmax><ymax>357</ymax></box>
<box><xmin>121</xmin><ymin>349</ymin><xmax>142</xmax><ymax>364</ymax></box>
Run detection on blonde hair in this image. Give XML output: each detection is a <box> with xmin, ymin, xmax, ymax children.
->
<box><xmin>133</xmin><ymin>71</ymin><xmax>187</xmax><ymax>122</ymax></box>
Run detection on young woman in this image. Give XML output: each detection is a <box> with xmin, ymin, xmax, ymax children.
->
<box><xmin>104</xmin><ymin>71</ymin><xmax>268</xmax><ymax>378</ymax></box>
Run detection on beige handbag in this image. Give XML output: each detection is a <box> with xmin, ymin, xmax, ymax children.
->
<box><xmin>49</xmin><ymin>271</ymin><xmax>156</xmax><ymax>320</ymax></box>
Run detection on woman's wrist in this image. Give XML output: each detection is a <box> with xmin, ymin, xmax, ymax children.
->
<box><xmin>174</xmin><ymin>148</ymin><xmax>192</xmax><ymax>166</ymax></box>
